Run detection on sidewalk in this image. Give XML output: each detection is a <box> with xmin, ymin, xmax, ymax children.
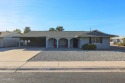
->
<box><xmin>0</xmin><ymin>61</ymin><xmax>125</xmax><ymax>72</ymax></box>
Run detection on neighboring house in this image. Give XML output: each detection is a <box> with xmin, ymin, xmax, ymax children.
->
<box><xmin>0</xmin><ymin>31</ymin><xmax>20</xmax><ymax>47</ymax></box>
<box><xmin>18</xmin><ymin>30</ymin><xmax>114</xmax><ymax>49</ymax></box>
<box><xmin>111</xmin><ymin>36</ymin><xmax>125</xmax><ymax>43</ymax></box>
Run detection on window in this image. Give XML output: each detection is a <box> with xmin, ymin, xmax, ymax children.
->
<box><xmin>90</xmin><ymin>37</ymin><xmax>102</xmax><ymax>43</ymax></box>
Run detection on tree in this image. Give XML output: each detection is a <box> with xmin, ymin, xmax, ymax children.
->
<box><xmin>24</xmin><ymin>27</ymin><xmax>31</xmax><ymax>33</ymax></box>
<box><xmin>56</xmin><ymin>26</ymin><xmax>64</xmax><ymax>31</ymax></box>
<box><xmin>14</xmin><ymin>29</ymin><xmax>22</xmax><ymax>34</ymax></box>
<box><xmin>49</xmin><ymin>28</ymin><xmax>56</xmax><ymax>31</ymax></box>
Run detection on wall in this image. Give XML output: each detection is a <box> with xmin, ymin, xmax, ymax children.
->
<box><xmin>2</xmin><ymin>37</ymin><xmax>19</xmax><ymax>47</ymax></box>
<box><xmin>79</xmin><ymin>37</ymin><xmax>110</xmax><ymax>49</ymax></box>
<box><xmin>0</xmin><ymin>33</ymin><xmax>20</xmax><ymax>47</ymax></box>
<box><xmin>79</xmin><ymin>37</ymin><xmax>89</xmax><ymax>48</ymax></box>
<box><xmin>48</xmin><ymin>38</ymin><xmax>55</xmax><ymax>48</ymax></box>
<box><xmin>0</xmin><ymin>38</ymin><xmax>3</xmax><ymax>47</ymax></box>
<box><xmin>95</xmin><ymin>37</ymin><xmax>110</xmax><ymax>49</ymax></box>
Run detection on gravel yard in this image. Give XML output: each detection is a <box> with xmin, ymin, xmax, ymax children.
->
<box><xmin>29</xmin><ymin>46</ymin><xmax>125</xmax><ymax>61</ymax></box>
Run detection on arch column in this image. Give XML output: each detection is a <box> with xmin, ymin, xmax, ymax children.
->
<box><xmin>46</xmin><ymin>37</ymin><xmax>49</xmax><ymax>48</ymax></box>
<box><xmin>19</xmin><ymin>38</ymin><xmax>21</xmax><ymax>47</ymax></box>
<box><xmin>56</xmin><ymin>38</ymin><xmax>59</xmax><ymax>48</ymax></box>
<box><xmin>68</xmin><ymin>38</ymin><xmax>71</xmax><ymax>48</ymax></box>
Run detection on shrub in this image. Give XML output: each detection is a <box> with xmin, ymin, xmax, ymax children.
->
<box><xmin>117</xmin><ymin>43</ymin><xmax>125</xmax><ymax>46</ymax></box>
<box><xmin>82</xmin><ymin>43</ymin><xmax>97</xmax><ymax>50</ymax></box>
<box><xmin>117</xmin><ymin>38</ymin><xmax>125</xmax><ymax>46</ymax></box>
<box><xmin>113</xmin><ymin>38</ymin><xmax>125</xmax><ymax>46</ymax></box>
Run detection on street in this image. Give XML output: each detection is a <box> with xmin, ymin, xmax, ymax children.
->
<box><xmin>0</xmin><ymin>72</ymin><xmax>125</xmax><ymax>83</ymax></box>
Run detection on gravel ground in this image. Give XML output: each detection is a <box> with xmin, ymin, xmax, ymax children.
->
<box><xmin>29</xmin><ymin>46</ymin><xmax>125</xmax><ymax>61</ymax></box>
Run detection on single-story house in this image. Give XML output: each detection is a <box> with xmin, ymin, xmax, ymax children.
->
<box><xmin>0</xmin><ymin>31</ymin><xmax>20</xmax><ymax>47</ymax></box>
<box><xmin>18</xmin><ymin>30</ymin><xmax>115</xmax><ymax>49</ymax></box>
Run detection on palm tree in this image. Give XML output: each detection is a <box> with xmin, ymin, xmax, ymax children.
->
<box><xmin>24</xmin><ymin>27</ymin><xmax>31</xmax><ymax>33</ymax></box>
<box><xmin>56</xmin><ymin>26</ymin><xmax>64</xmax><ymax>31</ymax></box>
<box><xmin>14</xmin><ymin>28</ymin><xmax>22</xmax><ymax>34</ymax></box>
<box><xmin>49</xmin><ymin>28</ymin><xmax>56</xmax><ymax>31</ymax></box>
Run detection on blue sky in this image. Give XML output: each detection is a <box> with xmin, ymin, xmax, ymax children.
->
<box><xmin>0</xmin><ymin>0</ymin><xmax>125</xmax><ymax>35</ymax></box>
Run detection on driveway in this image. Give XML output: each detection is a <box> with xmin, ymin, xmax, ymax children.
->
<box><xmin>0</xmin><ymin>47</ymin><xmax>42</xmax><ymax>61</ymax></box>
<box><xmin>29</xmin><ymin>46</ymin><xmax>125</xmax><ymax>61</ymax></box>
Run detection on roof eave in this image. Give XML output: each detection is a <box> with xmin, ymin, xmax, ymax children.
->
<box><xmin>78</xmin><ymin>35</ymin><xmax>115</xmax><ymax>38</ymax></box>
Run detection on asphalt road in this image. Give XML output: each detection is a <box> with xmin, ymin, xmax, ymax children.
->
<box><xmin>0</xmin><ymin>72</ymin><xmax>125</xmax><ymax>83</ymax></box>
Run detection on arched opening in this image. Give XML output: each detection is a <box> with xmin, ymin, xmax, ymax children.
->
<box><xmin>59</xmin><ymin>38</ymin><xmax>68</xmax><ymax>48</ymax></box>
<box><xmin>70</xmin><ymin>38</ymin><xmax>79</xmax><ymax>48</ymax></box>
<box><xmin>48</xmin><ymin>38</ymin><xmax>57</xmax><ymax>48</ymax></box>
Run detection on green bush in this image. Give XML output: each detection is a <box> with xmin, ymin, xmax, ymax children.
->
<box><xmin>82</xmin><ymin>43</ymin><xmax>97</xmax><ymax>50</ymax></box>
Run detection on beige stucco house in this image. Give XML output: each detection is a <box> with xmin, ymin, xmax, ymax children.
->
<box><xmin>18</xmin><ymin>30</ymin><xmax>114</xmax><ymax>49</ymax></box>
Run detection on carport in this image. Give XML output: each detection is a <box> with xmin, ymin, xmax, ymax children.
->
<box><xmin>16</xmin><ymin>31</ymin><xmax>47</xmax><ymax>47</ymax></box>
<box><xmin>19</xmin><ymin>37</ymin><xmax>46</xmax><ymax>47</ymax></box>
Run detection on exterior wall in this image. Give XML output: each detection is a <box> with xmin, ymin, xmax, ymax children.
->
<box><xmin>46</xmin><ymin>37</ymin><xmax>110</xmax><ymax>49</ymax></box>
<box><xmin>0</xmin><ymin>38</ymin><xmax>3</xmax><ymax>47</ymax></box>
<box><xmin>0</xmin><ymin>33</ymin><xmax>20</xmax><ymax>47</ymax></box>
<box><xmin>79</xmin><ymin>37</ymin><xmax>89</xmax><ymax>48</ymax></box>
<box><xmin>48</xmin><ymin>38</ymin><xmax>55</xmax><ymax>48</ymax></box>
<box><xmin>2</xmin><ymin>37</ymin><xmax>19</xmax><ymax>47</ymax></box>
<box><xmin>78</xmin><ymin>38</ymin><xmax>81</xmax><ymax>48</ymax></box>
<box><xmin>79</xmin><ymin>37</ymin><xmax>110</xmax><ymax>49</ymax></box>
<box><xmin>95</xmin><ymin>37</ymin><xmax>110</xmax><ymax>49</ymax></box>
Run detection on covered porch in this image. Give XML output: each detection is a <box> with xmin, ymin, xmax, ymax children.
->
<box><xmin>18</xmin><ymin>37</ymin><xmax>79</xmax><ymax>48</ymax></box>
<box><xmin>46</xmin><ymin>37</ymin><xmax>79</xmax><ymax>48</ymax></box>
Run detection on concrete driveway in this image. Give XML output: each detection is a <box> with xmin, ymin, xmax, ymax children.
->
<box><xmin>0</xmin><ymin>47</ymin><xmax>42</xmax><ymax>61</ymax></box>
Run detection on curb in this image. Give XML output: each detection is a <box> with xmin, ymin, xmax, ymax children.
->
<box><xmin>0</xmin><ymin>67</ymin><xmax>125</xmax><ymax>71</ymax></box>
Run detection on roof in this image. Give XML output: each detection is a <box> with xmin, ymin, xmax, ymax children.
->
<box><xmin>19</xmin><ymin>30</ymin><xmax>115</xmax><ymax>38</ymax></box>
<box><xmin>0</xmin><ymin>31</ymin><xmax>17</xmax><ymax>38</ymax></box>
<box><xmin>19</xmin><ymin>31</ymin><xmax>87</xmax><ymax>38</ymax></box>
<box><xmin>78</xmin><ymin>30</ymin><xmax>116</xmax><ymax>37</ymax></box>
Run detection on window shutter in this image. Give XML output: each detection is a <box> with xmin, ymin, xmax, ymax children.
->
<box><xmin>89</xmin><ymin>37</ymin><xmax>91</xmax><ymax>43</ymax></box>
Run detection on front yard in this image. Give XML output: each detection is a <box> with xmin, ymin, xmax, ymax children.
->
<box><xmin>0</xmin><ymin>46</ymin><xmax>125</xmax><ymax>61</ymax></box>
<box><xmin>29</xmin><ymin>46</ymin><xmax>125</xmax><ymax>61</ymax></box>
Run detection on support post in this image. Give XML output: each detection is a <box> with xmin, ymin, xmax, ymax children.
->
<box><xmin>5</xmin><ymin>37</ymin><xmax>7</xmax><ymax>48</ymax></box>
<box><xmin>57</xmin><ymin>38</ymin><xmax>59</xmax><ymax>48</ymax></box>
<box><xmin>46</xmin><ymin>38</ymin><xmax>48</xmax><ymax>48</ymax></box>
<box><xmin>68</xmin><ymin>38</ymin><xmax>71</xmax><ymax>48</ymax></box>
<box><xmin>19</xmin><ymin>39</ymin><xmax>21</xmax><ymax>47</ymax></box>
